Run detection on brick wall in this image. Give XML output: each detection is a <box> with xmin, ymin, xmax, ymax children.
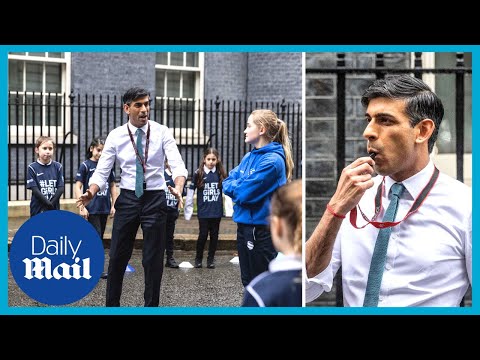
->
<box><xmin>72</xmin><ymin>52</ymin><xmax>156</xmax><ymax>96</ymax></box>
<box><xmin>247</xmin><ymin>52</ymin><xmax>302</xmax><ymax>103</ymax></box>
<box><xmin>204</xmin><ymin>53</ymin><xmax>248</xmax><ymax>101</ymax></box>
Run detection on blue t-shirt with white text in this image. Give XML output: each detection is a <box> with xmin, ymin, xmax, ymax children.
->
<box><xmin>27</xmin><ymin>160</ymin><xmax>64</xmax><ymax>216</ymax></box>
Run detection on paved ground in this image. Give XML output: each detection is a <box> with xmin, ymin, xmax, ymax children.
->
<box><xmin>8</xmin><ymin>249</ymin><xmax>244</xmax><ymax>308</ymax></box>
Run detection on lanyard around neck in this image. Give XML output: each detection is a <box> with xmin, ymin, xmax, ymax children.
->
<box><xmin>350</xmin><ymin>166</ymin><xmax>439</xmax><ymax>229</ymax></box>
<box><xmin>127</xmin><ymin>122</ymin><xmax>150</xmax><ymax>174</ymax></box>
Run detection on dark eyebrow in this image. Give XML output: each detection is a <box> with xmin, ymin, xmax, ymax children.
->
<box><xmin>365</xmin><ymin>111</ymin><xmax>397</xmax><ymax>120</ymax></box>
<box><xmin>132</xmin><ymin>100</ymin><xmax>150</xmax><ymax>107</ymax></box>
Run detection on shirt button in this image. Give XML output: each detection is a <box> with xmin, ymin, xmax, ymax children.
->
<box><xmin>385</xmin><ymin>263</ymin><xmax>392</xmax><ymax>270</ymax></box>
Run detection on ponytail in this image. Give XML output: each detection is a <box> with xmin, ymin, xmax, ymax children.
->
<box><xmin>273</xmin><ymin>119</ymin><xmax>294</xmax><ymax>182</ymax></box>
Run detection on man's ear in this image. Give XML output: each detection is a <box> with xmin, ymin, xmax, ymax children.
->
<box><xmin>415</xmin><ymin>119</ymin><xmax>435</xmax><ymax>145</ymax></box>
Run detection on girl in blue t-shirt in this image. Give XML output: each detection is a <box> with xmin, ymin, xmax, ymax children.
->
<box><xmin>26</xmin><ymin>136</ymin><xmax>65</xmax><ymax>217</ymax></box>
<box><xmin>75</xmin><ymin>137</ymin><xmax>118</xmax><ymax>278</ymax></box>
<box><xmin>184</xmin><ymin>148</ymin><xmax>227</xmax><ymax>269</ymax></box>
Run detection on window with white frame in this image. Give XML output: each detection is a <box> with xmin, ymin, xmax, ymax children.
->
<box><xmin>8</xmin><ymin>52</ymin><xmax>71</xmax><ymax>143</ymax></box>
<box><xmin>154</xmin><ymin>52</ymin><xmax>204</xmax><ymax>144</ymax></box>
<box><xmin>418</xmin><ymin>52</ymin><xmax>472</xmax><ymax>186</ymax></box>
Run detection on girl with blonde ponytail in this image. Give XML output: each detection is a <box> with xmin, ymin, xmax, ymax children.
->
<box><xmin>223</xmin><ymin>109</ymin><xmax>295</xmax><ymax>287</ymax></box>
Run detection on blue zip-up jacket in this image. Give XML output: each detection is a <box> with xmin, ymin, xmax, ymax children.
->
<box><xmin>223</xmin><ymin>142</ymin><xmax>287</xmax><ymax>225</ymax></box>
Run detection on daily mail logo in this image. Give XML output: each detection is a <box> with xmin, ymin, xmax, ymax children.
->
<box><xmin>9</xmin><ymin>210</ymin><xmax>104</xmax><ymax>305</ymax></box>
<box><xmin>24</xmin><ymin>235</ymin><xmax>91</xmax><ymax>280</ymax></box>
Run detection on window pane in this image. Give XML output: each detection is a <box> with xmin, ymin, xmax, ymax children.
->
<box><xmin>48</xmin><ymin>52</ymin><xmax>63</xmax><ymax>58</ymax></box>
<box><xmin>9</xmin><ymin>52</ymin><xmax>25</xmax><ymax>55</ymax></box>
<box><xmin>45</xmin><ymin>94</ymin><xmax>61</xmax><ymax>126</ymax></box>
<box><xmin>170</xmin><ymin>52</ymin><xmax>183</xmax><ymax>66</ymax></box>
<box><xmin>167</xmin><ymin>71</ymin><xmax>180</xmax><ymax>97</ymax></box>
<box><xmin>181</xmin><ymin>101</ymin><xmax>194</xmax><ymax>128</ymax></box>
<box><xmin>25</xmin><ymin>94</ymin><xmax>43</xmax><ymax>126</ymax></box>
<box><xmin>46</xmin><ymin>64</ymin><xmax>61</xmax><ymax>93</ymax></box>
<box><xmin>28</xmin><ymin>52</ymin><xmax>46</xmax><ymax>57</ymax></box>
<box><xmin>8</xmin><ymin>60</ymin><xmax>24</xmax><ymax>92</ymax></box>
<box><xmin>9</xmin><ymin>93</ymin><xmax>24</xmax><ymax>126</ymax></box>
<box><xmin>182</xmin><ymin>72</ymin><xmax>195</xmax><ymax>98</ymax></box>
<box><xmin>186</xmin><ymin>52</ymin><xmax>198</xmax><ymax>67</ymax></box>
<box><xmin>155</xmin><ymin>70</ymin><xmax>165</xmax><ymax>97</ymax></box>
<box><xmin>156</xmin><ymin>52</ymin><xmax>168</xmax><ymax>65</ymax></box>
<box><xmin>25</xmin><ymin>62</ymin><xmax>43</xmax><ymax>92</ymax></box>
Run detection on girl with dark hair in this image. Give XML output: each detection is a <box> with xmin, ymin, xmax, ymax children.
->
<box><xmin>75</xmin><ymin>137</ymin><xmax>118</xmax><ymax>279</ymax></box>
<box><xmin>184</xmin><ymin>148</ymin><xmax>227</xmax><ymax>269</ymax></box>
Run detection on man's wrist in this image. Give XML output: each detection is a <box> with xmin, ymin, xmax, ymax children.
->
<box><xmin>326</xmin><ymin>203</ymin><xmax>346</xmax><ymax>219</ymax></box>
<box><xmin>86</xmin><ymin>189</ymin><xmax>94</xmax><ymax>200</ymax></box>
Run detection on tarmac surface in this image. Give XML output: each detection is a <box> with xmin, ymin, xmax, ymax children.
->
<box><xmin>8</xmin><ymin>249</ymin><xmax>245</xmax><ymax>308</ymax></box>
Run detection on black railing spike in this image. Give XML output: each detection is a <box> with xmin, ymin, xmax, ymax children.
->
<box><xmin>375</xmin><ymin>53</ymin><xmax>384</xmax><ymax>68</ymax></box>
<box><xmin>280</xmin><ymin>99</ymin><xmax>286</xmax><ymax>119</ymax></box>
<box><xmin>337</xmin><ymin>53</ymin><xmax>346</xmax><ymax>67</ymax></box>
<box><xmin>414</xmin><ymin>52</ymin><xmax>423</xmax><ymax>68</ymax></box>
<box><xmin>456</xmin><ymin>52</ymin><xmax>465</xmax><ymax>68</ymax></box>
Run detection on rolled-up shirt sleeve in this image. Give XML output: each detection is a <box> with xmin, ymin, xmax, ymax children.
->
<box><xmin>89</xmin><ymin>134</ymin><xmax>116</xmax><ymax>192</ymax></box>
<box><xmin>163</xmin><ymin>130</ymin><xmax>188</xmax><ymax>180</ymax></box>
<box><xmin>305</xmin><ymin>264</ymin><xmax>334</xmax><ymax>303</ymax></box>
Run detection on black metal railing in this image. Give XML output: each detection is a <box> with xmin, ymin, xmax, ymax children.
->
<box><xmin>306</xmin><ymin>52</ymin><xmax>472</xmax><ymax>307</ymax></box>
<box><xmin>8</xmin><ymin>95</ymin><xmax>302</xmax><ymax>201</ymax></box>
<box><xmin>307</xmin><ymin>52</ymin><xmax>471</xmax><ymax>185</ymax></box>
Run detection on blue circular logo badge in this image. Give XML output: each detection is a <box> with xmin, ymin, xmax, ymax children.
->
<box><xmin>9</xmin><ymin>210</ymin><xmax>105</xmax><ymax>305</ymax></box>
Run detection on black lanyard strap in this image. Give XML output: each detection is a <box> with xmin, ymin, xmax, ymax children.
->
<box><xmin>350</xmin><ymin>166</ymin><xmax>440</xmax><ymax>229</ymax></box>
<box><xmin>127</xmin><ymin>122</ymin><xmax>150</xmax><ymax>174</ymax></box>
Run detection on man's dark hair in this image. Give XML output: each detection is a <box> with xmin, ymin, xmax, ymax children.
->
<box><xmin>122</xmin><ymin>87</ymin><xmax>150</xmax><ymax>105</ymax></box>
<box><xmin>361</xmin><ymin>74</ymin><xmax>444</xmax><ymax>153</ymax></box>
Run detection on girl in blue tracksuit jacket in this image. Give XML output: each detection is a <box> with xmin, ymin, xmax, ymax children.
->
<box><xmin>242</xmin><ymin>179</ymin><xmax>302</xmax><ymax>307</ymax></box>
<box><xmin>223</xmin><ymin>109</ymin><xmax>294</xmax><ymax>287</ymax></box>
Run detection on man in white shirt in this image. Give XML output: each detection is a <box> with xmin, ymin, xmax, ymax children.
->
<box><xmin>77</xmin><ymin>87</ymin><xmax>187</xmax><ymax>307</ymax></box>
<box><xmin>305</xmin><ymin>75</ymin><xmax>472</xmax><ymax>307</ymax></box>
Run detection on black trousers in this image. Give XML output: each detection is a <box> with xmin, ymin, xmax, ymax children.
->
<box><xmin>236</xmin><ymin>223</ymin><xmax>277</xmax><ymax>287</ymax></box>
<box><xmin>165</xmin><ymin>211</ymin><xmax>179</xmax><ymax>258</ymax></box>
<box><xmin>106</xmin><ymin>189</ymin><xmax>167</xmax><ymax>307</ymax></box>
<box><xmin>88</xmin><ymin>214</ymin><xmax>108</xmax><ymax>240</ymax></box>
<box><xmin>196</xmin><ymin>217</ymin><xmax>221</xmax><ymax>262</ymax></box>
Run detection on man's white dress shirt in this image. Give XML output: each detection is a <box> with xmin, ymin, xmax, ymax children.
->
<box><xmin>306</xmin><ymin>161</ymin><xmax>472</xmax><ymax>307</ymax></box>
<box><xmin>90</xmin><ymin>120</ymin><xmax>187</xmax><ymax>192</ymax></box>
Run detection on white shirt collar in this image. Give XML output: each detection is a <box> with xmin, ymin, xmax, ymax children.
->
<box><xmin>384</xmin><ymin>160</ymin><xmax>435</xmax><ymax>200</ymax></box>
<box><xmin>203</xmin><ymin>165</ymin><xmax>216</xmax><ymax>174</ymax></box>
<box><xmin>268</xmin><ymin>254</ymin><xmax>302</xmax><ymax>272</ymax></box>
<box><xmin>128</xmin><ymin>120</ymin><xmax>148</xmax><ymax>134</ymax></box>
<box><xmin>37</xmin><ymin>159</ymin><xmax>52</xmax><ymax>166</ymax></box>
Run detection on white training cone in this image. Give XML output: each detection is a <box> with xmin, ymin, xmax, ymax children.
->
<box><xmin>179</xmin><ymin>261</ymin><xmax>194</xmax><ymax>268</ymax></box>
<box><xmin>229</xmin><ymin>256</ymin><xmax>239</xmax><ymax>264</ymax></box>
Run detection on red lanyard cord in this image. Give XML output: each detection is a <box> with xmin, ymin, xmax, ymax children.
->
<box><xmin>350</xmin><ymin>166</ymin><xmax>440</xmax><ymax>229</ymax></box>
<box><xmin>127</xmin><ymin>122</ymin><xmax>150</xmax><ymax>174</ymax></box>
